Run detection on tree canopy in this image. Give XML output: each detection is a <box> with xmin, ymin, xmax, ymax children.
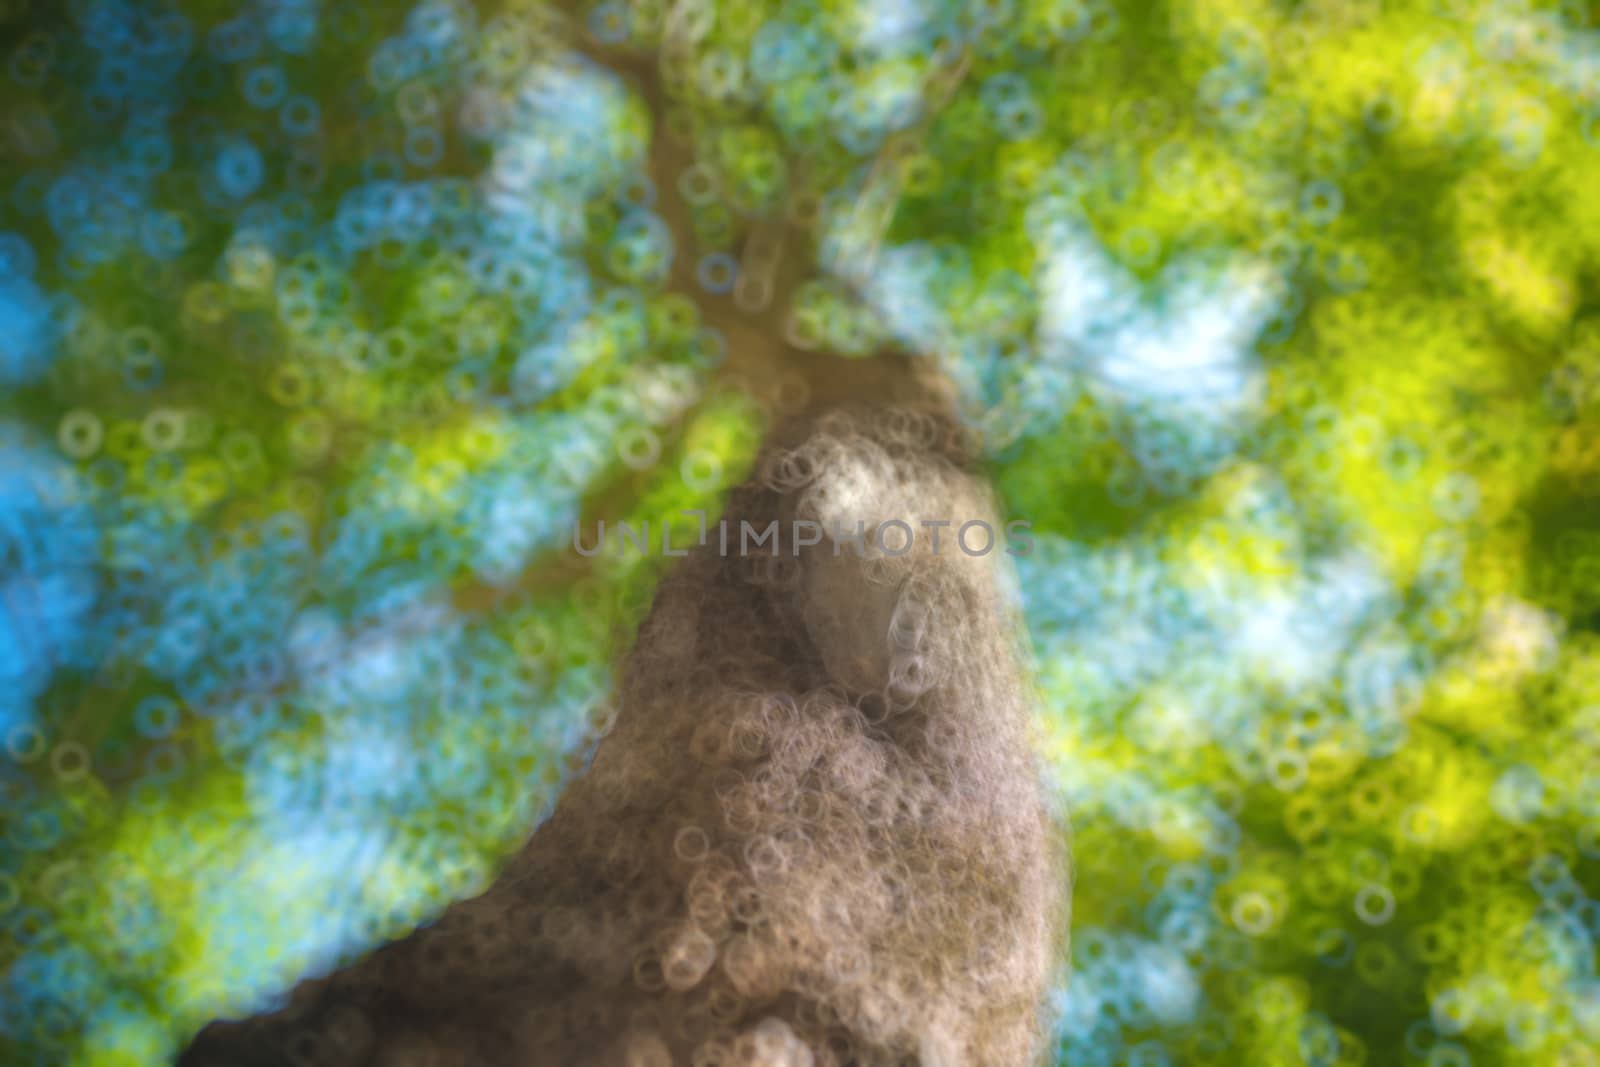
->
<box><xmin>0</xmin><ymin>0</ymin><xmax>1598</xmax><ymax>1064</ymax></box>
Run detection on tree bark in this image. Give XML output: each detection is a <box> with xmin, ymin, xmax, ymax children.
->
<box><xmin>179</xmin><ymin>400</ymin><xmax>1065</xmax><ymax>1067</ymax></box>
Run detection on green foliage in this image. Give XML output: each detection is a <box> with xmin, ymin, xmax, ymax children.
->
<box><xmin>0</xmin><ymin>0</ymin><xmax>1597</xmax><ymax>1064</ymax></box>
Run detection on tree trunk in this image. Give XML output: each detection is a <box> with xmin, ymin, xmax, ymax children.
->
<box><xmin>181</xmin><ymin>12</ymin><xmax>1067</xmax><ymax>1064</ymax></box>
<box><xmin>179</xmin><ymin>399</ymin><xmax>1065</xmax><ymax>1067</ymax></box>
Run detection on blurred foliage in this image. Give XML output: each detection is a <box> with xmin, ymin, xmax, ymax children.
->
<box><xmin>0</xmin><ymin>0</ymin><xmax>1598</xmax><ymax>1064</ymax></box>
